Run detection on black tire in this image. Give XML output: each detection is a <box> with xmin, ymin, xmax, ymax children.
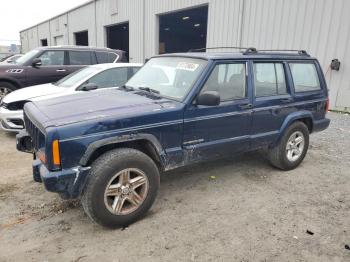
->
<box><xmin>0</xmin><ymin>81</ymin><xmax>17</xmax><ymax>99</ymax></box>
<box><xmin>268</xmin><ymin>121</ymin><xmax>309</xmax><ymax>171</ymax></box>
<box><xmin>81</xmin><ymin>148</ymin><xmax>160</xmax><ymax>228</ymax></box>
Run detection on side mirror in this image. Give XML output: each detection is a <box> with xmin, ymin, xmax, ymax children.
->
<box><xmin>32</xmin><ymin>58</ymin><xmax>42</xmax><ymax>67</ymax></box>
<box><xmin>196</xmin><ymin>91</ymin><xmax>220</xmax><ymax>106</ymax></box>
<box><xmin>81</xmin><ymin>83</ymin><xmax>99</xmax><ymax>91</ymax></box>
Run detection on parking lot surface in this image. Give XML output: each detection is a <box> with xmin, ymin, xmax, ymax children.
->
<box><xmin>0</xmin><ymin>112</ymin><xmax>349</xmax><ymax>262</ymax></box>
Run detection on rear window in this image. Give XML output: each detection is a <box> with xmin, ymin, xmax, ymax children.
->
<box><xmin>96</xmin><ymin>52</ymin><xmax>118</xmax><ymax>63</ymax></box>
<box><xmin>289</xmin><ymin>63</ymin><xmax>321</xmax><ymax>92</ymax></box>
<box><xmin>68</xmin><ymin>51</ymin><xmax>93</xmax><ymax>65</ymax></box>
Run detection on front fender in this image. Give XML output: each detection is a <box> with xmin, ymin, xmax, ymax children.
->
<box><xmin>0</xmin><ymin>76</ymin><xmax>23</xmax><ymax>89</ymax></box>
<box><xmin>273</xmin><ymin>111</ymin><xmax>313</xmax><ymax>146</ymax></box>
<box><xmin>79</xmin><ymin>133</ymin><xmax>166</xmax><ymax>167</ymax></box>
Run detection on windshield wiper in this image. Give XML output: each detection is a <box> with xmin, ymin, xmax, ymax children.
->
<box><xmin>119</xmin><ymin>85</ymin><xmax>134</xmax><ymax>91</ymax></box>
<box><xmin>138</xmin><ymin>86</ymin><xmax>160</xmax><ymax>94</ymax></box>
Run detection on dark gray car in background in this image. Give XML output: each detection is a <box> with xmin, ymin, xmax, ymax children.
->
<box><xmin>0</xmin><ymin>46</ymin><xmax>127</xmax><ymax>98</ymax></box>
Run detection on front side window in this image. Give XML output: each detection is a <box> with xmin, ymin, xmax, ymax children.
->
<box><xmin>126</xmin><ymin>57</ymin><xmax>207</xmax><ymax>101</ymax></box>
<box><xmin>55</xmin><ymin>66</ymin><xmax>101</xmax><ymax>88</ymax></box>
<box><xmin>201</xmin><ymin>63</ymin><xmax>246</xmax><ymax>101</ymax></box>
<box><xmin>38</xmin><ymin>51</ymin><xmax>65</xmax><ymax>66</ymax></box>
<box><xmin>86</xmin><ymin>67</ymin><xmax>130</xmax><ymax>88</ymax></box>
<box><xmin>289</xmin><ymin>63</ymin><xmax>320</xmax><ymax>92</ymax></box>
<box><xmin>69</xmin><ymin>51</ymin><xmax>93</xmax><ymax>65</ymax></box>
<box><xmin>254</xmin><ymin>63</ymin><xmax>287</xmax><ymax>97</ymax></box>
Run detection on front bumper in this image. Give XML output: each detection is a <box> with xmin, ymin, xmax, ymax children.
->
<box><xmin>17</xmin><ymin>131</ymin><xmax>91</xmax><ymax>199</ymax></box>
<box><xmin>0</xmin><ymin>107</ymin><xmax>24</xmax><ymax>132</ymax></box>
<box><xmin>33</xmin><ymin>159</ymin><xmax>91</xmax><ymax>199</ymax></box>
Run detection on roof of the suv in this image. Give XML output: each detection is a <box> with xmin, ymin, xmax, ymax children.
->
<box><xmin>156</xmin><ymin>51</ymin><xmax>316</xmax><ymax>60</ymax></box>
<box><xmin>35</xmin><ymin>46</ymin><xmax>124</xmax><ymax>53</ymax></box>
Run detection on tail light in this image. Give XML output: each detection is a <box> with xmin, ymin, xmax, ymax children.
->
<box><xmin>325</xmin><ymin>97</ymin><xmax>330</xmax><ymax>113</ymax></box>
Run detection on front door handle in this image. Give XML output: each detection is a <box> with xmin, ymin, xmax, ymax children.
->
<box><xmin>56</xmin><ymin>69</ymin><xmax>66</xmax><ymax>72</ymax></box>
<box><xmin>239</xmin><ymin>103</ymin><xmax>253</xmax><ymax>109</ymax></box>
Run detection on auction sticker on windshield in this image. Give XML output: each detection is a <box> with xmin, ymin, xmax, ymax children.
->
<box><xmin>176</xmin><ymin>62</ymin><xmax>199</xmax><ymax>71</ymax></box>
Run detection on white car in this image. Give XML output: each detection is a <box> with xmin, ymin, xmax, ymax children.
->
<box><xmin>0</xmin><ymin>63</ymin><xmax>142</xmax><ymax>132</ymax></box>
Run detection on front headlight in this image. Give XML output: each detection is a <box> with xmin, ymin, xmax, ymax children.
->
<box><xmin>4</xmin><ymin>100</ymin><xmax>28</xmax><ymax>111</ymax></box>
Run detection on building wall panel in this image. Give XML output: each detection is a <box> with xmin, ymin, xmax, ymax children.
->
<box><xmin>68</xmin><ymin>2</ymin><xmax>96</xmax><ymax>46</ymax></box>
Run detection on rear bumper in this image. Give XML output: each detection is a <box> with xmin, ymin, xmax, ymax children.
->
<box><xmin>33</xmin><ymin>159</ymin><xmax>91</xmax><ymax>199</ymax></box>
<box><xmin>0</xmin><ymin>107</ymin><xmax>24</xmax><ymax>132</ymax></box>
<box><xmin>313</xmin><ymin>118</ymin><xmax>330</xmax><ymax>132</ymax></box>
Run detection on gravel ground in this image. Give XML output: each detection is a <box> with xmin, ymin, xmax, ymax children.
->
<box><xmin>0</xmin><ymin>112</ymin><xmax>349</xmax><ymax>262</ymax></box>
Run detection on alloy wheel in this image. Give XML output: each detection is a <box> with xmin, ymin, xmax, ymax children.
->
<box><xmin>286</xmin><ymin>131</ymin><xmax>305</xmax><ymax>162</ymax></box>
<box><xmin>104</xmin><ymin>168</ymin><xmax>149</xmax><ymax>215</ymax></box>
<box><xmin>0</xmin><ymin>87</ymin><xmax>11</xmax><ymax>100</ymax></box>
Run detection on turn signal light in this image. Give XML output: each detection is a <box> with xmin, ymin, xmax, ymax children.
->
<box><xmin>52</xmin><ymin>140</ymin><xmax>61</xmax><ymax>166</ymax></box>
<box><xmin>37</xmin><ymin>150</ymin><xmax>46</xmax><ymax>164</ymax></box>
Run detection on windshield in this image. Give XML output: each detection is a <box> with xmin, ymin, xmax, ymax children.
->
<box><xmin>15</xmin><ymin>49</ymin><xmax>40</xmax><ymax>65</ymax></box>
<box><xmin>126</xmin><ymin>57</ymin><xmax>207</xmax><ymax>101</ymax></box>
<box><xmin>54</xmin><ymin>66</ymin><xmax>101</xmax><ymax>88</ymax></box>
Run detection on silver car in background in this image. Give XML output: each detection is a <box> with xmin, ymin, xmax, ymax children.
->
<box><xmin>0</xmin><ymin>63</ymin><xmax>142</xmax><ymax>132</ymax></box>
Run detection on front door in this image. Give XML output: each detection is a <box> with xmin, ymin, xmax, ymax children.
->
<box><xmin>26</xmin><ymin>50</ymin><xmax>67</xmax><ymax>86</ymax></box>
<box><xmin>183</xmin><ymin>61</ymin><xmax>252</xmax><ymax>163</ymax></box>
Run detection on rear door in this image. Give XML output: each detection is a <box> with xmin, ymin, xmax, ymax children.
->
<box><xmin>250</xmin><ymin>61</ymin><xmax>294</xmax><ymax>149</ymax></box>
<box><xmin>66</xmin><ymin>50</ymin><xmax>96</xmax><ymax>75</ymax></box>
<box><xmin>183</xmin><ymin>61</ymin><xmax>252</xmax><ymax>162</ymax></box>
<box><xmin>288</xmin><ymin>61</ymin><xmax>327</xmax><ymax>120</ymax></box>
<box><xmin>25</xmin><ymin>50</ymin><xmax>67</xmax><ymax>86</ymax></box>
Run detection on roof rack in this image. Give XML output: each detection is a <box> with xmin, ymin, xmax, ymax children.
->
<box><xmin>243</xmin><ymin>48</ymin><xmax>309</xmax><ymax>56</ymax></box>
<box><xmin>188</xmin><ymin>46</ymin><xmax>249</xmax><ymax>52</ymax></box>
<box><xmin>188</xmin><ymin>46</ymin><xmax>310</xmax><ymax>56</ymax></box>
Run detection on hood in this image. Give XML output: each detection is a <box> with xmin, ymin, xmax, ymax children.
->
<box><xmin>3</xmin><ymin>83</ymin><xmax>65</xmax><ymax>103</ymax></box>
<box><xmin>27</xmin><ymin>89</ymin><xmax>181</xmax><ymax>128</ymax></box>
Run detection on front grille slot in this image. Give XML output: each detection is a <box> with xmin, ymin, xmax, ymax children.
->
<box><xmin>24</xmin><ymin>112</ymin><xmax>44</xmax><ymax>151</ymax></box>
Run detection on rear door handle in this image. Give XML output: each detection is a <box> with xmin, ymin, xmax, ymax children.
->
<box><xmin>56</xmin><ymin>69</ymin><xmax>66</xmax><ymax>72</ymax></box>
<box><xmin>238</xmin><ymin>103</ymin><xmax>253</xmax><ymax>109</ymax></box>
<box><xmin>281</xmin><ymin>98</ymin><xmax>293</xmax><ymax>103</ymax></box>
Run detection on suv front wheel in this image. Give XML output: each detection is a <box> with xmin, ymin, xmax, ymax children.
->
<box><xmin>268</xmin><ymin>121</ymin><xmax>309</xmax><ymax>170</ymax></box>
<box><xmin>0</xmin><ymin>81</ymin><xmax>16</xmax><ymax>99</ymax></box>
<box><xmin>81</xmin><ymin>148</ymin><xmax>160</xmax><ymax>228</ymax></box>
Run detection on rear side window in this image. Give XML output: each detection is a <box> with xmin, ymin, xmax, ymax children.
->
<box><xmin>68</xmin><ymin>51</ymin><xmax>93</xmax><ymax>65</ymax></box>
<box><xmin>289</xmin><ymin>63</ymin><xmax>320</xmax><ymax>92</ymax></box>
<box><xmin>254</xmin><ymin>63</ymin><xmax>287</xmax><ymax>97</ymax></box>
<box><xmin>96</xmin><ymin>52</ymin><xmax>118</xmax><ymax>63</ymax></box>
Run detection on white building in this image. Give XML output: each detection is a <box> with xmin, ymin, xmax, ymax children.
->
<box><xmin>20</xmin><ymin>0</ymin><xmax>350</xmax><ymax>111</ymax></box>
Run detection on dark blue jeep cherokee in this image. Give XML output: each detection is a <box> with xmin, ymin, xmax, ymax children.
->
<box><xmin>16</xmin><ymin>48</ymin><xmax>330</xmax><ymax>228</ymax></box>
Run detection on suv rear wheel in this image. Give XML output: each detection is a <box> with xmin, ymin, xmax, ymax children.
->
<box><xmin>268</xmin><ymin>121</ymin><xmax>309</xmax><ymax>170</ymax></box>
<box><xmin>81</xmin><ymin>148</ymin><xmax>160</xmax><ymax>228</ymax></box>
<box><xmin>0</xmin><ymin>81</ymin><xmax>16</xmax><ymax>99</ymax></box>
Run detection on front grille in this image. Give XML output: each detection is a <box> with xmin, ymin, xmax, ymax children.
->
<box><xmin>24</xmin><ymin>112</ymin><xmax>44</xmax><ymax>151</ymax></box>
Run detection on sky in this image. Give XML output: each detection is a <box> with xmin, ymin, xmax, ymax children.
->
<box><xmin>0</xmin><ymin>0</ymin><xmax>89</xmax><ymax>46</ymax></box>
